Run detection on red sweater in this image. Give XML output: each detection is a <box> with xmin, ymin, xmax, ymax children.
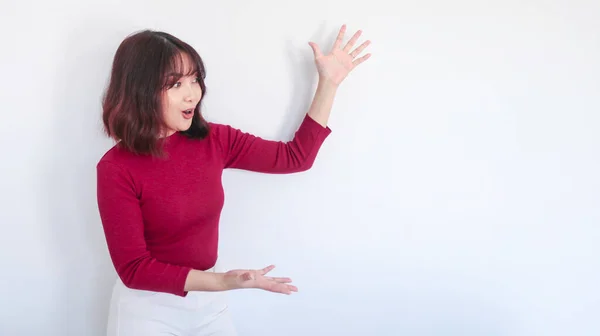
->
<box><xmin>96</xmin><ymin>114</ymin><xmax>331</xmax><ymax>296</ymax></box>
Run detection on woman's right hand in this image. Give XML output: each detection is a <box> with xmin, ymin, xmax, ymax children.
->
<box><xmin>223</xmin><ymin>265</ymin><xmax>298</xmax><ymax>295</ymax></box>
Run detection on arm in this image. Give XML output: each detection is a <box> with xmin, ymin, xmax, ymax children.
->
<box><xmin>97</xmin><ymin>161</ymin><xmax>294</xmax><ymax>295</ymax></box>
<box><xmin>184</xmin><ymin>270</ymin><xmax>228</xmax><ymax>292</ymax></box>
<box><xmin>96</xmin><ymin>161</ymin><xmax>225</xmax><ymax>296</ymax></box>
<box><xmin>306</xmin><ymin>78</ymin><xmax>338</xmax><ymax>127</ymax></box>
<box><xmin>215</xmin><ymin>25</ymin><xmax>371</xmax><ymax>173</ymax></box>
<box><xmin>214</xmin><ymin>83</ymin><xmax>333</xmax><ymax>173</ymax></box>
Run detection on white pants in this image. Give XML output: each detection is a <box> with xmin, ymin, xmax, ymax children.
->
<box><xmin>106</xmin><ymin>268</ymin><xmax>237</xmax><ymax>336</ymax></box>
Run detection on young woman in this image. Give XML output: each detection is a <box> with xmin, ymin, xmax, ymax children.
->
<box><xmin>96</xmin><ymin>25</ymin><xmax>371</xmax><ymax>336</ymax></box>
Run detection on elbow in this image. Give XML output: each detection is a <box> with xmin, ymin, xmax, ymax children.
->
<box><xmin>116</xmin><ymin>266</ymin><xmax>138</xmax><ymax>290</ymax></box>
<box><xmin>298</xmin><ymin>158</ymin><xmax>315</xmax><ymax>172</ymax></box>
<box><xmin>285</xmin><ymin>144</ymin><xmax>317</xmax><ymax>173</ymax></box>
<box><xmin>304</xmin><ymin>160</ymin><xmax>315</xmax><ymax>171</ymax></box>
<box><xmin>296</xmin><ymin>148</ymin><xmax>324</xmax><ymax>172</ymax></box>
<box><xmin>113</xmin><ymin>257</ymin><xmax>146</xmax><ymax>290</ymax></box>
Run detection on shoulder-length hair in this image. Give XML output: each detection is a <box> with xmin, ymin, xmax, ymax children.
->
<box><xmin>102</xmin><ymin>30</ymin><xmax>209</xmax><ymax>156</ymax></box>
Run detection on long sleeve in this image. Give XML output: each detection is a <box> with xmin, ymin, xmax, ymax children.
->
<box><xmin>213</xmin><ymin>114</ymin><xmax>332</xmax><ymax>172</ymax></box>
<box><xmin>96</xmin><ymin>160</ymin><xmax>192</xmax><ymax>297</ymax></box>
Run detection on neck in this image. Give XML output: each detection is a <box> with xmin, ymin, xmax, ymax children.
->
<box><xmin>160</xmin><ymin>129</ymin><xmax>177</xmax><ymax>138</ymax></box>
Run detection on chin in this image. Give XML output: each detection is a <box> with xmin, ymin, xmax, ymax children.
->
<box><xmin>178</xmin><ymin>121</ymin><xmax>193</xmax><ymax>131</ymax></box>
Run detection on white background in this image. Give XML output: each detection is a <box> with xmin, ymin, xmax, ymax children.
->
<box><xmin>1</xmin><ymin>1</ymin><xmax>599</xmax><ymax>335</ymax></box>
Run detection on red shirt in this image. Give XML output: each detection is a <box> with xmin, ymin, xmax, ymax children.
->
<box><xmin>96</xmin><ymin>114</ymin><xmax>331</xmax><ymax>296</ymax></box>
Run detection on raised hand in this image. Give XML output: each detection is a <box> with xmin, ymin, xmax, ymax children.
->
<box><xmin>223</xmin><ymin>265</ymin><xmax>298</xmax><ymax>295</ymax></box>
<box><xmin>308</xmin><ymin>24</ymin><xmax>372</xmax><ymax>86</ymax></box>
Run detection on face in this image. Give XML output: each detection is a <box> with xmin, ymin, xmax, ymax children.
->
<box><xmin>161</xmin><ymin>53</ymin><xmax>203</xmax><ymax>137</ymax></box>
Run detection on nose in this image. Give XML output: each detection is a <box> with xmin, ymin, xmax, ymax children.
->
<box><xmin>183</xmin><ymin>83</ymin><xmax>201</xmax><ymax>103</ymax></box>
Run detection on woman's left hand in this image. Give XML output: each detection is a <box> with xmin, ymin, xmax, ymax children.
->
<box><xmin>309</xmin><ymin>24</ymin><xmax>372</xmax><ymax>87</ymax></box>
<box><xmin>223</xmin><ymin>265</ymin><xmax>298</xmax><ymax>294</ymax></box>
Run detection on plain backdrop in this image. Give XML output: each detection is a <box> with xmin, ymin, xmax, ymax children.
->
<box><xmin>1</xmin><ymin>1</ymin><xmax>599</xmax><ymax>335</ymax></box>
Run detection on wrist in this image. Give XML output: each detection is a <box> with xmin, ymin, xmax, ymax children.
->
<box><xmin>220</xmin><ymin>271</ymin><xmax>240</xmax><ymax>291</ymax></box>
<box><xmin>219</xmin><ymin>272</ymin><xmax>231</xmax><ymax>291</ymax></box>
<box><xmin>184</xmin><ymin>269</ymin><xmax>234</xmax><ymax>292</ymax></box>
<box><xmin>318</xmin><ymin>76</ymin><xmax>340</xmax><ymax>91</ymax></box>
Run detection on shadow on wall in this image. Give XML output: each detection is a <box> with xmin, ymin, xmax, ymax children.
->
<box><xmin>42</xmin><ymin>21</ymin><xmax>132</xmax><ymax>335</ymax></box>
<box><xmin>277</xmin><ymin>21</ymin><xmax>341</xmax><ymax>140</ymax></box>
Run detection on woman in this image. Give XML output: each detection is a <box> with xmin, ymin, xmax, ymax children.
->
<box><xmin>96</xmin><ymin>25</ymin><xmax>371</xmax><ymax>335</ymax></box>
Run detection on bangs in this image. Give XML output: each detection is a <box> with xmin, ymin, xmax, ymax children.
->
<box><xmin>161</xmin><ymin>50</ymin><xmax>202</xmax><ymax>88</ymax></box>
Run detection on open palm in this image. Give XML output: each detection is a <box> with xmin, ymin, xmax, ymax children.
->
<box><xmin>224</xmin><ymin>265</ymin><xmax>298</xmax><ymax>295</ymax></box>
<box><xmin>309</xmin><ymin>24</ymin><xmax>372</xmax><ymax>86</ymax></box>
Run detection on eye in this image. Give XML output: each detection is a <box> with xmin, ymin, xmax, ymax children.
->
<box><xmin>172</xmin><ymin>82</ymin><xmax>181</xmax><ymax>88</ymax></box>
<box><xmin>192</xmin><ymin>77</ymin><xmax>200</xmax><ymax>83</ymax></box>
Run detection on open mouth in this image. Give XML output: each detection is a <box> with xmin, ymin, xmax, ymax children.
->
<box><xmin>182</xmin><ymin>109</ymin><xmax>194</xmax><ymax>119</ymax></box>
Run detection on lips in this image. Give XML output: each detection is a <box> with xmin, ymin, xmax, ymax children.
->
<box><xmin>182</xmin><ymin>108</ymin><xmax>194</xmax><ymax>120</ymax></box>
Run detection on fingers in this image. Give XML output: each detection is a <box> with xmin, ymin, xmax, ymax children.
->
<box><xmin>336</xmin><ymin>25</ymin><xmax>372</xmax><ymax>65</ymax></box>
<box><xmin>258</xmin><ymin>265</ymin><xmax>275</xmax><ymax>275</ymax></box>
<box><xmin>259</xmin><ymin>275</ymin><xmax>298</xmax><ymax>294</ymax></box>
<box><xmin>285</xmin><ymin>284</ymin><xmax>298</xmax><ymax>294</ymax></box>
<box><xmin>343</xmin><ymin>30</ymin><xmax>362</xmax><ymax>53</ymax></box>
<box><xmin>353</xmin><ymin>53</ymin><xmax>371</xmax><ymax>67</ymax></box>
<box><xmin>332</xmin><ymin>24</ymin><xmax>346</xmax><ymax>50</ymax></box>
<box><xmin>271</xmin><ymin>283</ymin><xmax>298</xmax><ymax>295</ymax></box>
<box><xmin>350</xmin><ymin>40</ymin><xmax>371</xmax><ymax>59</ymax></box>
<box><xmin>259</xmin><ymin>265</ymin><xmax>275</xmax><ymax>275</ymax></box>
<box><xmin>253</xmin><ymin>265</ymin><xmax>299</xmax><ymax>294</ymax></box>
<box><xmin>308</xmin><ymin>42</ymin><xmax>323</xmax><ymax>58</ymax></box>
<box><xmin>266</xmin><ymin>276</ymin><xmax>293</xmax><ymax>283</ymax></box>
<box><xmin>271</xmin><ymin>277</ymin><xmax>297</xmax><ymax>294</ymax></box>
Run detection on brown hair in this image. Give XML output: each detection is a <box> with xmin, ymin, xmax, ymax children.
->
<box><xmin>102</xmin><ymin>30</ymin><xmax>209</xmax><ymax>156</ymax></box>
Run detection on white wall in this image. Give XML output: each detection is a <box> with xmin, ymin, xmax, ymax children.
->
<box><xmin>1</xmin><ymin>1</ymin><xmax>599</xmax><ymax>335</ymax></box>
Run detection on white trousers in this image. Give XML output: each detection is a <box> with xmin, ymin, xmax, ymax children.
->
<box><xmin>106</xmin><ymin>268</ymin><xmax>237</xmax><ymax>336</ymax></box>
